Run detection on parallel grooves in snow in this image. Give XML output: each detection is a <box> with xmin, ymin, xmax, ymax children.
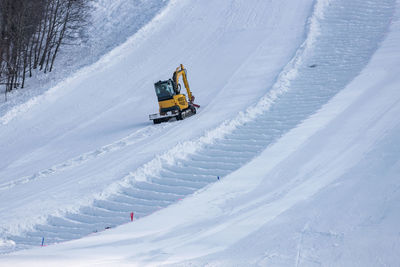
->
<box><xmin>0</xmin><ymin>123</ymin><xmax>173</xmax><ymax>191</ymax></box>
<box><xmin>2</xmin><ymin>0</ymin><xmax>394</xmax><ymax>253</ymax></box>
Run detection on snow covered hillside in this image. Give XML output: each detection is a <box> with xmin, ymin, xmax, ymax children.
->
<box><xmin>0</xmin><ymin>0</ymin><xmax>168</xmax><ymax>123</ymax></box>
<box><xmin>1</xmin><ymin>0</ymin><xmax>400</xmax><ymax>265</ymax></box>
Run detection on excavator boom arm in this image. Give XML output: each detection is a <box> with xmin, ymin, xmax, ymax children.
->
<box><xmin>173</xmin><ymin>64</ymin><xmax>193</xmax><ymax>102</ymax></box>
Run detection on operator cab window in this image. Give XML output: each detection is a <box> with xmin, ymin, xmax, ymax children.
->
<box><xmin>155</xmin><ymin>81</ymin><xmax>175</xmax><ymax>101</ymax></box>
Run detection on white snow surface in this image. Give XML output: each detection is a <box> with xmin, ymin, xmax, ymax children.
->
<box><xmin>0</xmin><ymin>0</ymin><xmax>311</xmax><ymax>235</ymax></box>
<box><xmin>0</xmin><ymin>0</ymin><xmax>168</xmax><ymax>124</ymax></box>
<box><xmin>1</xmin><ymin>0</ymin><xmax>400</xmax><ymax>265</ymax></box>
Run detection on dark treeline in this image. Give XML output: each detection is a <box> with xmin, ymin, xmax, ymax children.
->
<box><xmin>0</xmin><ymin>0</ymin><xmax>89</xmax><ymax>98</ymax></box>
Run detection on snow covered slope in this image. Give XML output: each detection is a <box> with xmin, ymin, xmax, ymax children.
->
<box><xmin>0</xmin><ymin>0</ymin><xmax>313</xmax><ymax>251</ymax></box>
<box><xmin>0</xmin><ymin>0</ymin><xmax>168</xmax><ymax>121</ymax></box>
<box><xmin>1</xmin><ymin>0</ymin><xmax>400</xmax><ymax>265</ymax></box>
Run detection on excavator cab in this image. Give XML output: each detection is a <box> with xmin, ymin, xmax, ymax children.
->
<box><xmin>154</xmin><ymin>79</ymin><xmax>175</xmax><ymax>101</ymax></box>
<box><xmin>149</xmin><ymin>64</ymin><xmax>199</xmax><ymax>124</ymax></box>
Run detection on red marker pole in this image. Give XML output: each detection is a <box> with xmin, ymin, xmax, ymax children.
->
<box><xmin>130</xmin><ymin>212</ymin><xmax>134</xmax><ymax>221</ymax></box>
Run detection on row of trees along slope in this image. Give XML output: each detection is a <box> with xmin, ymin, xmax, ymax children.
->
<box><xmin>0</xmin><ymin>0</ymin><xmax>90</xmax><ymax>100</ymax></box>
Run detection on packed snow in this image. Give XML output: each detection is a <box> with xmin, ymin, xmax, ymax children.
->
<box><xmin>1</xmin><ymin>0</ymin><xmax>399</xmax><ymax>266</ymax></box>
<box><xmin>0</xmin><ymin>0</ymin><xmax>168</xmax><ymax>124</ymax></box>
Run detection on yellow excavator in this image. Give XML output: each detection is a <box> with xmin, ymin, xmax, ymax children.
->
<box><xmin>149</xmin><ymin>64</ymin><xmax>200</xmax><ymax>124</ymax></box>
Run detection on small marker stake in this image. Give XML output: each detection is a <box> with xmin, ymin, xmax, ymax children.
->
<box><xmin>130</xmin><ymin>212</ymin><xmax>134</xmax><ymax>221</ymax></box>
<box><xmin>41</xmin><ymin>237</ymin><xmax>45</xmax><ymax>247</ymax></box>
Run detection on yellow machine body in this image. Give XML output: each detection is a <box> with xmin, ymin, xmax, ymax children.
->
<box><xmin>149</xmin><ymin>64</ymin><xmax>198</xmax><ymax>124</ymax></box>
<box><xmin>158</xmin><ymin>94</ymin><xmax>189</xmax><ymax>112</ymax></box>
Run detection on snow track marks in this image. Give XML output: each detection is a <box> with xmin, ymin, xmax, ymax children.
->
<box><xmin>0</xmin><ymin>124</ymin><xmax>173</xmax><ymax>191</ymax></box>
<box><xmin>1</xmin><ymin>0</ymin><xmax>395</xmax><ymax>253</ymax></box>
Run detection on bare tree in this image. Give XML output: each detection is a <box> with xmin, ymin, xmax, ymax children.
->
<box><xmin>0</xmin><ymin>0</ymin><xmax>91</xmax><ymax>100</ymax></box>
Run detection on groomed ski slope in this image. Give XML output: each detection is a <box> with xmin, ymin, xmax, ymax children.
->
<box><xmin>0</xmin><ymin>0</ymin><xmax>314</xmax><ymax>250</ymax></box>
<box><xmin>1</xmin><ymin>0</ymin><xmax>400</xmax><ymax>265</ymax></box>
<box><xmin>0</xmin><ymin>0</ymin><xmax>168</xmax><ymax>121</ymax></box>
